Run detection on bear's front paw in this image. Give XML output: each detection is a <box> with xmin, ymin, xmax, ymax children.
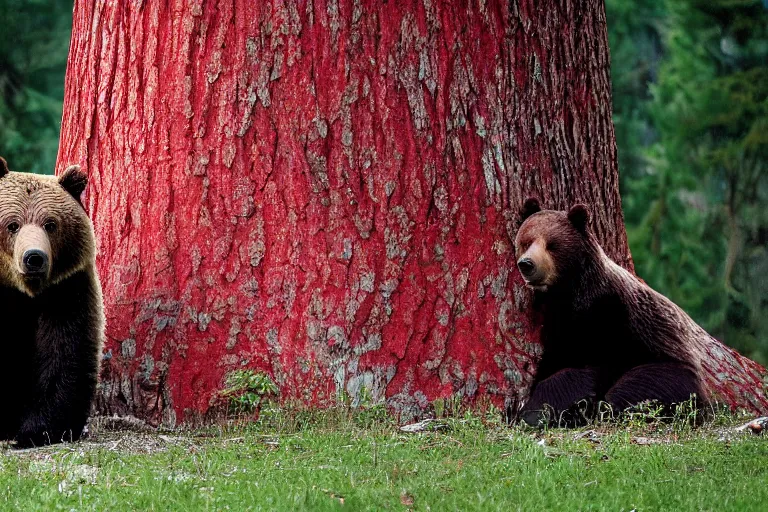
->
<box><xmin>519</xmin><ymin>405</ymin><xmax>554</xmax><ymax>427</ymax></box>
<box><xmin>13</xmin><ymin>430</ymin><xmax>52</xmax><ymax>449</ymax></box>
<box><xmin>14</xmin><ymin>427</ymin><xmax>79</xmax><ymax>449</ymax></box>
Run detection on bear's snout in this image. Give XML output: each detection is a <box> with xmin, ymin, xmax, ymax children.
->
<box><xmin>517</xmin><ymin>258</ymin><xmax>536</xmax><ymax>277</ymax></box>
<box><xmin>23</xmin><ymin>249</ymin><xmax>49</xmax><ymax>275</ymax></box>
<box><xmin>14</xmin><ymin>224</ymin><xmax>53</xmax><ymax>286</ymax></box>
<box><xmin>515</xmin><ymin>238</ymin><xmax>556</xmax><ymax>290</ymax></box>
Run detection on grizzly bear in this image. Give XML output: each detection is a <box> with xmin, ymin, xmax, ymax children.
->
<box><xmin>514</xmin><ymin>198</ymin><xmax>707</xmax><ymax>426</ymax></box>
<box><xmin>0</xmin><ymin>156</ymin><xmax>104</xmax><ymax>447</ymax></box>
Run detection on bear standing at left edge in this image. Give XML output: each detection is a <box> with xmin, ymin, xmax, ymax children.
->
<box><xmin>0</xmin><ymin>156</ymin><xmax>104</xmax><ymax>448</ymax></box>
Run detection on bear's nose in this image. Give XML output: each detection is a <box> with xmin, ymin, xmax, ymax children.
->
<box><xmin>23</xmin><ymin>249</ymin><xmax>49</xmax><ymax>275</ymax></box>
<box><xmin>517</xmin><ymin>258</ymin><xmax>536</xmax><ymax>277</ymax></box>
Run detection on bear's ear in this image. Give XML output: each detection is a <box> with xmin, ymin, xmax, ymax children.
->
<box><xmin>567</xmin><ymin>204</ymin><xmax>590</xmax><ymax>234</ymax></box>
<box><xmin>520</xmin><ymin>197</ymin><xmax>542</xmax><ymax>221</ymax></box>
<box><xmin>58</xmin><ymin>165</ymin><xmax>88</xmax><ymax>203</ymax></box>
<box><xmin>0</xmin><ymin>157</ymin><xmax>9</xmax><ymax>178</ymax></box>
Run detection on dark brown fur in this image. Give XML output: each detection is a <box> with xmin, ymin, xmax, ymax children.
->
<box><xmin>514</xmin><ymin>199</ymin><xmax>707</xmax><ymax>426</ymax></box>
<box><xmin>0</xmin><ymin>157</ymin><xmax>104</xmax><ymax>447</ymax></box>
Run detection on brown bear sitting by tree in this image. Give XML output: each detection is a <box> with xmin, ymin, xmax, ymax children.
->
<box><xmin>515</xmin><ymin>198</ymin><xmax>707</xmax><ymax>426</ymax></box>
<box><xmin>0</xmin><ymin>156</ymin><xmax>104</xmax><ymax>447</ymax></box>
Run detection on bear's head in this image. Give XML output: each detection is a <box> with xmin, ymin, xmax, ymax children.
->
<box><xmin>514</xmin><ymin>198</ymin><xmax>592</xmax><ymax>292</ymax></box>
<box><xmin>0</xmin><ymin>157</ymin><xmax>94</xmax><ymax>296</ymax></box>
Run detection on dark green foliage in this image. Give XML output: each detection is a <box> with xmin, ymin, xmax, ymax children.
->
<box><xmin>608</xmin><ymin>0</ymin><xmax>768</xmax><ymax>363</ymax></box>
<box><xmin>606</xmin><ymin>0</ymin><xmax>665</xmax><ymax>187</ymax></box>
<box><xmin>0</xmin><ymin>0</ymin><xmax>73</xmax><ymax>175</ymax></box>
<box><xmin>218</xmin><ymin>370</ymin><xmax>279</xmax><ymax>416</ymax></box>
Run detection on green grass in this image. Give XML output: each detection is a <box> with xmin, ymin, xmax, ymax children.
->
<box><xmin>0</xmin><ymin>407</ymin><xmax>766</xmax><ymax>511</ymax></box>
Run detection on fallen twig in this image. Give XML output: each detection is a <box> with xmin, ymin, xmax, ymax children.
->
<box><xmin>735</xmin><ymin>417</ymin><xmax>768</xmax><ymax>434</ymax></box>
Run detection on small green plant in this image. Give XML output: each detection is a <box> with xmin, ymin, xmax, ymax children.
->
<box><xmin>219</xmin><ymin>370</ymin><xmax>278</xmax><ymax>416</ymax></box>
<box><xmin>622</xmin><ymin>400</ymin><xmax>666</xmax><ymax>427</ymax></box>
<box><xmin>431</xmin><ymin>394</ymin><xmax>465</xmax><ymax>420</ymax></box>
<box><xmin>350</xmin><ymin>385</ymin><xmax>392</xmax><ymax>429</ymax></box>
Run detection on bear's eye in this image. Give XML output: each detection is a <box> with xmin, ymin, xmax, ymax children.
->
<box><xmin>7</xmin><ymin>222</ymin><xmax>19</xmax><ymax>234</ymax></box>
<box><xmin>43</xmin><ymin>220</ymin><xmax>57</xmax><ymax>233</ymax></box>
<box><xmin>547</xmin><ymin>241</ymin><xmax>559</xmax><ymax>252</ymax></box>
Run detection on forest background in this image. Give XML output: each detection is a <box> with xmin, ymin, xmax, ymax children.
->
<box><xmin>1</xmin><ymin>0</ymin><xmax>766</xmax><ymax>365</ymax></box>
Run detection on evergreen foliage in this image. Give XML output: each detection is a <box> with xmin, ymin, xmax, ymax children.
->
<box><xmin>608</xmin><ymin>0</ymin><xmax>768</xmax><ymax>363</ymax></box>
<box><xmin>0</xmin><ymin>0</ymin><xmax>72</xmax><ymax>175</ymax></box>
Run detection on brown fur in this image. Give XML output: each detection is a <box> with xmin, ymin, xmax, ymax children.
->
<box><xmin>0</xmin><ymin>157</ymin><xmax>104</xmax><ymax>447</ymax></box>
<box><xmin>514</xmin><ymin>199</ymin><xmax>707</xmax><ymax>426</ymax></box>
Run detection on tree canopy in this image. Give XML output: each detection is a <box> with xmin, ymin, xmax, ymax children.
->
<box><xmin>0</xmin><ymin>0</ymin><xmax>72</xmax><ymax>175</ymax></box>
<box><xmin>608</xmin><ymin>0</ymin><xmax>768</xmax><ymax>364</ymax></box>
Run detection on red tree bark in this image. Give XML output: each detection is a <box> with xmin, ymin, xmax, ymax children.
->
<box><xmin>56</xmin><ymin>0</ymin><xmax>767</xmax><ymax>426</ymax></box>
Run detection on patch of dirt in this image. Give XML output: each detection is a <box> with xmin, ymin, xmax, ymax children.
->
<box><xmin>3</xmin><ymin>415</ymin><xmax>199</xmax><ymax>457</ymax></box>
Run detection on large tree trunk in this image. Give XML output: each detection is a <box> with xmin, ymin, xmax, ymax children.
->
<box><xmin>56</xmin><ymin>0</ymin><xmax>766</xmax><ymax>427</ymax></box>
